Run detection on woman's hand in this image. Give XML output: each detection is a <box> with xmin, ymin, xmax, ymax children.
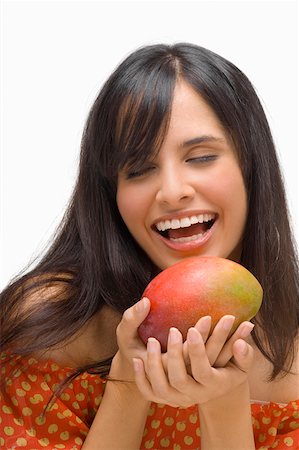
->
<box><xmin>109</xmin><ymin>297</ymin><xmax>150</xmax><ymax>381</ymax></box>
<box><xmin>132</xmin><ymin>316</ymin><xmax>254</xmax><ymax>408</ymax></box>
<box><xmin>161</xmin><ymin>315</ymin><xmax>254</xmax><ymax>373</ymax></box>
<box><xmin>190</xmin><ymin>314</ymin><xmax>255</xmax><ymax>367</ymax></box>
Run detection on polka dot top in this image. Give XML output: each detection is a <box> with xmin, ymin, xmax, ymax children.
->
<box><xmin>1</xmin><ymin>354</ymin><xmax>299</xmax><ymax>449</ymax></box>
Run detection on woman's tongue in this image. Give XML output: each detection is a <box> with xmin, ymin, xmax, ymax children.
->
<box><xmin>168</xmin><ymin>222</ymin><xmax>207</xmax><ymax>239</ymax></box>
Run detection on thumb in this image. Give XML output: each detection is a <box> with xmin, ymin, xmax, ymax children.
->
<box><xmin>232</xmin><ymin>339</ymin><xmax>254</xmax><ymax>373</ymax></box>
<box><xmin>127</xmin><ymin>297</ymin><xmax>151</xmax><ymax>325</ymax></box>
<box><xmin>117</xmin><ymin>297</ymin><xmax>151</xmax><ymax>342</ymax></box>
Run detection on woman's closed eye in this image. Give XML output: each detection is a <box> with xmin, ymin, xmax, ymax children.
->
<box><xmin>125</xmin><ymin>165</ymin><xmax>156</xmax><ymax>180</ymax></box>
<box><xmin>125</xmin><ymin>155</ymin><xmax>218</xmax><ymax>179</ymax></box>
<box><xmin>186</xmin><ymin>154</ymin><xmax>218</xmax><ymax>164</ymax></box>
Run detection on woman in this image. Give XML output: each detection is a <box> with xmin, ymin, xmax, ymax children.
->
<box><xmin>1</xmin><ymin>43</ymin><xmax>298</xmax><ymax>449</ymax></box>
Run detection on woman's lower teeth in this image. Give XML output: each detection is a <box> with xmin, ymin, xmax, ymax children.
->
<box><xmin>170</xmin><ymin>233</ymin><xmax>204</xmax><ymax>243</ymax></box>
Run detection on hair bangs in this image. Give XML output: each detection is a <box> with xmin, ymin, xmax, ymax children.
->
<box><xmin>115</xmin><ymin>61</ymin><xmax>177</xmax><ymax>174</ymax></box>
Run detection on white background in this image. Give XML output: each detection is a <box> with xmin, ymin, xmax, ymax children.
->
<box><xmin>1</xmin><ymin>0</ymin><xmax>298</xmax><ymax>289</ymax></box>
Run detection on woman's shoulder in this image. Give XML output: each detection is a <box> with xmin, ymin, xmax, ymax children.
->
<box><xmin>3</xmin><ymin>270</ymin><xmax>121</xmax><ymax>368</ymax></box>
<box><xmin>36</xmin><ymin>304</ymin><xmax>120</xmax><ymax>368</ymax></box>
<box><xmin>43</xmin><ymin>304</ymin><xmax>120</xmax><ymax>366</ymax></box>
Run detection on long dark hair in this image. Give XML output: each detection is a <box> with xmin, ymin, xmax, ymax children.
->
<box><xmin>1</xmin><ymin>43</ymin><xmax>298</xmax><ymax>380</ymax></box>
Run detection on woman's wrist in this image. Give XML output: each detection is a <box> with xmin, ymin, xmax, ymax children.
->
<box><xmin>199</xmin><ymin>380</ymin><xmax>251</xmax><ymax>412</ymax></box>
<box><xmin>82</xmin><ymin>355</ymin><xmax>149</xmax><ymax>449</ymax></box>
<box><xmin>109</xmin><ymin>350</ymin><xmax>135</xmax><ymax>381</ymax></box>
<box><xmin>198</xmin><ymin>381</ymin><xmax>255</xmax><ymax>450</ymax></box>
<box><xmin>107</xmin><ymin>351</ymin><xmax>150</xmax><ymax>403</ymax></box>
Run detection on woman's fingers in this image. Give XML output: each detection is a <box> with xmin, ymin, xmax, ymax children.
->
<box><xmin>179</xmin><ymin>315</ymin><xmax>253</xmax><ymax>371</ymax></box>
<box><xmin>111</xmin><ymin>298</ymin><xmax>151</xmax><ymax>379</ymax></box>
<box><xmin>116</xmin><ymin>297</ymin><xmax>150</xmax><ymax>345</ymax></box>
<box><xmin>230</xmin><ymin>339</ymin><xmax>254</xmax><ymax>373</ymax></box>
<box><xmin>193</xmin><ymin>316</ymin><xmax>212</xmax><ymax>342</ymax></box>
<box><xmin>213</xmin><ymin>321</ymin><xmax>255</xmax><ymax>367</ymax></box>
<box><xmin>187</xmin><ymin>327</ymin><xmax>213</xmax><ymax>385</ymax></box>
<box><xmin>144</xmin><ymin>330</ymin><xmax>198</xmax><ymax>407</ymax></box>
<box><xmin>143</xmin><ymin>335</ymin><xmax>194</xmax><ymax>406</ymax></box>
<box><xmin>132</xmin><ymin>357</ymin><xmax>156</xmax><ymax>400</ymax></box>
<box><xmin>133</xmin><ymin>357</ymin><xmax>181</xmax><ymax>407</ymax></box>
<box><xmin>204</xmin><ymin>315</ymin><xmax>235</xmax><ymax>365</ymax></box>
<box><xmin>167</xmin><ymin>328</ymin><xmax>189</xmax><ymax>390</ymax></box>
<box><xmin>145</xmin><ymin>337</ymin><xmax>173</xmax><ymax>398</ymax></box>
<box><xmin>133</xmin><ymin>326</ymin><xmax>254</xmax><ymax>407</ymax></box>
<box><xmin>194</xmin><ymin>316</ymin><xmax>254</xmax><ymax>368</ymax></box>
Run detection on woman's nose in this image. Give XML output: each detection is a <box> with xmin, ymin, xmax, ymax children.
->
<box><xmin>155</xmin><ymin>169</ymin><xmax>195</xmax><ymax>206</ymax></box>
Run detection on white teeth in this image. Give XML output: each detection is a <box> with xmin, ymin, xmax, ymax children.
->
<box><xmin>190</xmin><ymin>216</ymin><xmax>198</xmax><ymax>224</ymax></box>
<box><xmin>165</xmin><ymin>220</ymin><xmax>171</xmax><ymax>230</ymax></box>
<box><xmin>170</xmin><ymin>233</ymin><xmax>204</xmax><ymax>243</ymax></box>
<box><xmin>156</xmin><ymin>213</ymin><xmax>216</xmax><ymax>232</ymax></box>
<box><xmin>171</xmin><ymin>219</ymin><xmax>181</xmax><ymax>229</ymax></box>
<box><xmin>180</xmin><ymin>217</ymin><xmax>191</xmax><ymax>228</ymax></box>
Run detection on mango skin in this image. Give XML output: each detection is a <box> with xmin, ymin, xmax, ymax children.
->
<box><xmin>138</xmin><ymin>256</ymin><xmax>263</xmax><ymax>352</ymax></box>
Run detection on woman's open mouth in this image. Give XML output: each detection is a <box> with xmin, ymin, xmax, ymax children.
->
<box><xmin>152</xmin><ymin>212</ymin><xmax>217</xmax><ymax>250</ymax></box>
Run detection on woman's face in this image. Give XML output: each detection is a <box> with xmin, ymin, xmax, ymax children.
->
<box><xmin>117</xmin><ymin>81</ymin><xmax>247</xmax><ymax>270</ymax></box>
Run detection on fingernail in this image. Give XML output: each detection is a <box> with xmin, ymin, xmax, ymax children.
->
<box><xmin>168</xmin><ymin>327</ymin><xmax>180</xmax><ymax>344</ymax></box>
<box><xmin>147</xmin><ymin>337</ymin><xmax>158</xmax><ymax>352</ymax></box>
<box><xmin>239</xmin><ymin>322</ymin><xmax>255</xmax><ymax>338</ymax></box>
<box><xmin>198</xmin><ymin>316</ymin><xmax>212</xmax><ymax>333</ymax></box>
<box><xmin>222</xmin><ymin>315</ymin><xmax>235</xmax><ymax>331</ymax></box>
<box><xmin>187</xmin><ymin>327</ymin><xmax>200</xmax><ymax>344</ymax></box>
<box><xmin>135</xmin><ymin>297</ymin><xmax>149</xmax><ymax>313</ymax></box>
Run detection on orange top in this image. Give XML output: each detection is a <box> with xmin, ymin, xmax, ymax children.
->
<box><xmin>1</xmin><ymin>354</ymin><xmax>298</xmax><ymax>449</ymax></box>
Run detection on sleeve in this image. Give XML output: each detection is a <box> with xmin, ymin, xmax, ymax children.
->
<box><xmin>0</xmin><ymin>354</ymin><xmax>105</xmax><ymax>449</ymax></box>
<box><xmin>252</xmin><ymin>401</ymin><xmax>299</xmax><ymax>449</ymax></box>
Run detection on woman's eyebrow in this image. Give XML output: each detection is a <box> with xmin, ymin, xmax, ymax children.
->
<box><xmin>180</xmin><ymin>135</ymin><xmax>226</xmax><ymax>148</ymax></box>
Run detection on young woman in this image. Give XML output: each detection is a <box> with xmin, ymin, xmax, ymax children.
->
<box><xmin>1</xmin><ymin>43</ymin><xmax>298</xmax><ymax>449</ymax></box>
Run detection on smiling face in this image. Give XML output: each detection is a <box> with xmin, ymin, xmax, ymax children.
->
<box><xmin>117</xmin><ymin>81</ymin><xmax>247</xmax><ymax>270</ymax></box>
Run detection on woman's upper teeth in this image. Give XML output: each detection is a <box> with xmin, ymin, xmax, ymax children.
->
<box><xmin>156</xmin><ymin>213</ymin><xmax>215</xmax><ymax>232</ymax></box>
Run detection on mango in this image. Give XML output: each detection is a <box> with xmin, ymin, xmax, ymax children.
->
<box><xmin>138</xmin><ymin>256</ymin><xmax>263</xmax><ymax>351</ymax></box>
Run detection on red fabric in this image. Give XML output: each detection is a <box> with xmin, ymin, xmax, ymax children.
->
<box><xmin>1</xmin><ymin>354</ymin><xmax>298</xmax><ymax>449</ymax></box>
